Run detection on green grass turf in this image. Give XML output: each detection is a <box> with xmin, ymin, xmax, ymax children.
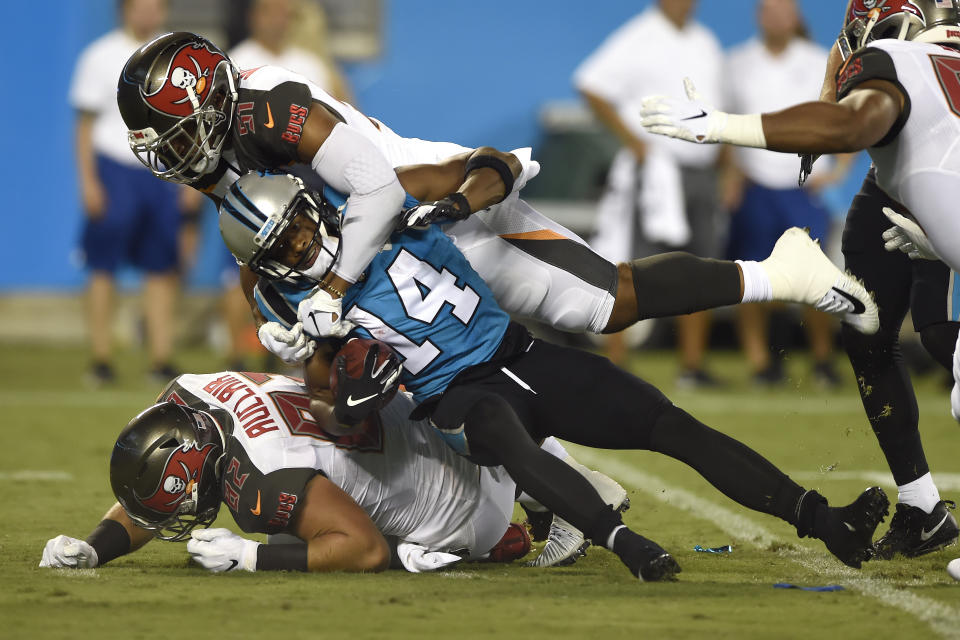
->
<box><xmin>2</xmin><ymin>342</ymin><xmax>958</xmax><ymax>639</ymax></box>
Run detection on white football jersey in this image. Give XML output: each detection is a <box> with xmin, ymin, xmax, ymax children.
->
<box><xmin>160</xmin><ymin>372</ymin><xmax>515</xmax><ymax>555</ymax></box>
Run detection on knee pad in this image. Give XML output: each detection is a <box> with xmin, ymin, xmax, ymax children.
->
<box><xmin>919</xmin><ymin>321</ymin><xmax>959</xmax><ymax>372</ymax></box>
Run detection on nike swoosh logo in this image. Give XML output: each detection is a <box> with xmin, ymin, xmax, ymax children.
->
<box><xmin>920</xmin><ymin>514</ymin><xmax>950</xmax><ymax>541</ymax></box>
<box><xmin>681</xmin><ymin>110</ymin><xmax>708</xmax><ymax>121</ymax></box>
<box><xmin>264</xmin><ymin>103</ymin><xmax>274</xmax><ymax>128</ymax></box>
<box><xmin>346</xmin><ymin>393</ymin><xmax>378</xmax><ymax>407</ymax></box>
<box><xmin>227</xmin><ymin>559</ymin><xmax>239</xmax><ymax>571</ymax></box>
<box><xmin>250</xmin><ymin>490</ymin><xmax>261</xmax><ymax>516</ymax></box>
<box><xmin>830</xmin><ymin>286</ymin><xmax>867</xmax><ymax>314</ymax></box>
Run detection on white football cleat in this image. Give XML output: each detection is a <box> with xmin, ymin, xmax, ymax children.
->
<box><xmin>525</xmin><ymin>515</ymin><xmax>589</xmax><ymax>568</ymax></box>
<box><xmin>762</xmin><ymin>227</ymin><xmax>879</xmax><ymax>335</ymax></box>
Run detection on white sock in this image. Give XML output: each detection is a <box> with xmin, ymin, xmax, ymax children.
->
<box><xmin>736</xmin><ymin>260</ymin><xmax>773</xmax><ymax>303</ymax></box>
<box><xmin>897</xmin><ymin>472</ymin><xmax>941</xmax><ymax>513</ymax></box>
<box><xmin>606</xmin><ymin>524</ymin><xmax>627</xmax><ymax>550</ymax></box>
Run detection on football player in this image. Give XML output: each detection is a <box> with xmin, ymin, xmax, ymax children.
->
<box><xmin>38</xmin><ymin>372</ymin><xmax>622</xmax><ymax>573</ymax></box>
<box><xmin>640</xmin><ymin>0</ymin><xmax>960</xmax><ymax>559</ymax></box>
<box><xmin>218</xmin><ymin>171</ymin><xmax>891</xmax><ymax>582</ymax></box>
<box><xmin>117</xmin><ymin>32</ymin><xmax>878</xmax><ymax>357</ymax></box>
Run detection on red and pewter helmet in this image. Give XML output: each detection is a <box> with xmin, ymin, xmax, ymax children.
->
<box><xmin>118</xmin><ymin>32</ymin><xmax>238</xmax><ymax>184</ymax></box>
<box><xmin>110</xmin><ymin>402</ymin><xmax>226</xmax><ymax>541</ymax></box>
<box><xmin>839</xmin><ymin>0</ymin><xmax>960</xmax><ymax>59</ymax></box>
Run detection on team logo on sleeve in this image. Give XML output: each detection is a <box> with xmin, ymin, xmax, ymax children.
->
<box><xmin>136</xmin><ymin>442</ymin><xmax>219</xmax><ymax>513</ymax></box>
<box><xmin>141</xmin><ymin>42</ymin><xmax>229</xmax><ymax>117</ymax></box>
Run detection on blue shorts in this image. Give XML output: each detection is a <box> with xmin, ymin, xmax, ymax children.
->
<box><xmin>726</xmin><ymin>183</ymin><xmax>829</xmax><ymax>262</ymax></box>
<box><xmin>81</xmin><ymin>155</ymin><xmax>181</xmax><ymax>273</ymax></box>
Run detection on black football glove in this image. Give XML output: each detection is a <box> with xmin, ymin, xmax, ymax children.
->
<box><xmin>398</xmin><ymin>194</ymin><xmax>472</xmax><ymax>229</ymax></box>
<box><xmin>333</xmin><ymin>344</ymin><xmax>403</xmax><ymax>426</ymax></box>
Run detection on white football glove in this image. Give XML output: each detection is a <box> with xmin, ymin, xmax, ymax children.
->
<box><xmin>881</xmin><ymin>207</ymin><xmax>940</xmax><ymax>261</ymax></box>
<box><xmin>187</xmin><ymin>528</ymin><xmax>259</xmax><ymax>573</ymax></box>
<box><xmin>396</xmin><ymin>541</ymin><xmax>462</xmax><ymax>573</ymax></box>
<box><xmin>298</xmin><ymin>288</ymin><xmax>355</xmax><ymax>339</ymax></box>
<box><xmin>257</xmin><ymin>321</ymin><xmax>316</xmax><ymax>364</ymax></box>
<box><xmin>640</xmin><ymin>78</ymin><xmax>766</xmax><ymax>148</ymax></box>
<box><xmin>39</xmin><ymin>535</ymin><xmax>98</xmax><ymax>569</ymax></box>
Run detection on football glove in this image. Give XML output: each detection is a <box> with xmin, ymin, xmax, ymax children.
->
<box><xmin>298</xmin><ymin>288</ymin><xmax>355</xmax><ymax>339</ymax></box>
<box><xmin>39</xmin><ymin>535</ymin><xmax>99</xmax><ymax>569</ymax></box>
<box><xmin>396</xmin><ymin>541</ymin><xmax>462</xmax><ymax>573</ymax></box>
<box><xmin>399</xmin><ymin>195</ymin><xmax>471</xmax><ymax>229</ymax></box>
<box><xmin>640</xmin><ymin>78</ymin><xmax>766</xmax><ymax>148</ymax></box>
<box><xmin>257</xmin><ymin>321</ymin><xmax>316</xmax><ymax>364</ymax></box>
<box><xmin>187</xmin><ymin>528</ymin><xmax>259</xmax><ymax>573</ymax></box>
<box><xmin>881</xmin><ymin>207</ymin><xmax>939</xmax><ymax>261</ymax></box>
<box><xmin>333</xmin><ymin>343</ymin><xmax>402</xmax><ymax>426</ymax></box>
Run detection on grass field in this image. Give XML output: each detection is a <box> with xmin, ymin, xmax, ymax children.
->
<box><xmin>2</xmin><ymin>342</ymin><xmax>958</xmax><ymax>639</ymax></box>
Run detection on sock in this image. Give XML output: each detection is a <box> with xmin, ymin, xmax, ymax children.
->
<box><xmin>736</xmin><ymin>260</ymin><xmax>772</xmax><ymax>303</ymax></box>
<box><xmin>606</xmin><ymin>525</ymin><xmax>627</xmax><ymax>550</ymax></box>
<box><xmin>897</xmin><ymin>472</ymin><xmax>941</xmax><ymax>513</ymax></box>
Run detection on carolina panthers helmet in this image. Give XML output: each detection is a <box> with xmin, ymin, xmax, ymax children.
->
<box><xmin>840</xmin><ymin>0</ymin><xmax>960</xmax><ymax>59</ymax></box>
<box><xmin>118</xmin><ymin>32</ymin><xmax>238</xmax><ymax>184</ymax></box>
<box><xmin>219</xmin><ymin>171</ymin><xmax>341</xmax><ymax>286</ymax></box>
<box><xmin>110</xmin><ymin>402</ymin><xmax>226</xmax><ymax>541</ymax></box>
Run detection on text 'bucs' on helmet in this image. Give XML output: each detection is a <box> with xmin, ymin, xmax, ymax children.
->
<box><xmin>219</xmin><ymin>171</ymin><xmax>342</xmax><ymax>287</ymax></box>
<box><xmin>839</xmin><ymin>0</ymin><xmax>960</xmax><ymax>59</ymax></box>
<box><xmin>110</xmin><ymin>402</ymin><xmax>226</xmax><ymax>541</ymax></box>
<box><xmin>118</xmin><ymin>32</ymin><xmax>237</xmax><ymax>184</ymax></box>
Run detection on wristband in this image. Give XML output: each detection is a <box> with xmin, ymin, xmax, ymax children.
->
<box><xmin>257</xmin><ymin>542</ymin><xmax>309</xmax><ymax>571</ymax></box>
<box><xmin>443</xmin><ymin>192</ymin><xmax>471</xmax><ymax>219</ymax></box>
<box><xmin>715</xmin><ymin>113</ymin><xmax>767</xmax><ymax>148</ymax></box>
<box><xmin>86</xmin><ymin>519</ymin><xmax>131</xmax><ymax>566</ymax></box>
<box><xmin>465</xmin><ymin>153</ymin><xmax>515</xmax><ymax>196</ymax></box>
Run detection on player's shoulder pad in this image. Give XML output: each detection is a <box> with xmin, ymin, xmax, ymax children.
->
<box><xmin>235</xmin><ymin>81</ymin><xmax>313</xmax><ymax>164</ymax></box>
<box><xmin>221</xmin><ymin>434</ymin><xmax>319</xmax><ymax>534</ymax></box>
<box><xmin>835</xmin><ymin>43</ymin><xmax>910</xmax><ymax>146</ymax></box>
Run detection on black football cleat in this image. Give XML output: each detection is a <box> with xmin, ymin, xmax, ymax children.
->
<box><xmin>874</xmin><ymin>500</ymin><xmax>958</xmax><ymax>560</ymax></box>
<box><xmin>820</xmin><ymin>486</ymin><xmax>890</xmax><ymax>569</ymax></box>
<box><xmin>613</xmin><ymin>529</ymin><xmax>681</xmax><ymax>582</ymax></box>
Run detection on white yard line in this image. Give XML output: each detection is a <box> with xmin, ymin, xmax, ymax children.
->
<box><xmin>0</xmin><ymin>390</ymin><xmax>152</xmax><ymax>408</ymax></box>
<box><xmin>572</xmin><ymin>449</ymin><xmax>960</xmax><ymax>640</ymax></box>
<box><xmin>790</xmin><ymin>470</ymin><xmax>960</xmax><ymax>492</ymax></box>
<box><xmin>0</xmin><ymin>470</ymin><xmax>73</xmax><ymax>481</ymax></box>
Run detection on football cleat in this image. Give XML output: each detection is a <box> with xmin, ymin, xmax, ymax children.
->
<box><xmin>612</xmin><ymin>528</ymin><xmax>681</xmax><ymax>582</ymax></box>
<box><xmin>525</xmin><ymin>515</ymin><xmax>589</xmax><ymax>568</ymax></box>
<box><xmin>820</xmin><ymin>486</ymin><xmax>890</xmax><ymax>569</ymax></box>
<box><xmin>761</xmin><ymin>227</ymin><xmax>879</xmax><ymax>335</ymax></box>
<box><xmin>874</xmin><ymin>500</ymin><xmax>958</xmax><ymax>559</ymax></box>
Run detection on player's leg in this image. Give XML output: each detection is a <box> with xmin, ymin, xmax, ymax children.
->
<box><xmin>507</xmin><ymin>339</ymin><xmax>888</xmax><ymax>568</ymax></box>
<box><xmin>430</xmin><ymin>384</ymin><xmax>679</xmax><ymax>580</ymax></box>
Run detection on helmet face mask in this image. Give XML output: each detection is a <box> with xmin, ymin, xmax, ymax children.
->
<box><xmin>839</xmin><ymin>1</ymin><xmax>960</xmax><ymax>59</ymax></box>
<box><xmin>119</xmin><ymin>32</ymin><xmax>237</xmax><ymax>184</ymax></box>
<box><xmin>220</xmin><ymin>172</ymin><xmax>341</xmax><ymax>288</ymax></box>
<box><xmin>110</xmin><ymin>403</ymin><xmax>226</xmax><ymax>542</ymax></box>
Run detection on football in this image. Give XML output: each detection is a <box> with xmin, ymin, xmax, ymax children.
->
<box><xmin>329</xmin><ymin>338</ymin><xmax>400</xmax><ymax>408</ymax></box>
<box><xmin>486</xmin><ymin>522</ymin><xmax>532</xmax><ymax>563</ymax></box>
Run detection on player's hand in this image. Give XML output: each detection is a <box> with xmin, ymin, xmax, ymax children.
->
<box><xmin>333</xmin><ymin>343</ymin><xmax>402</xmax><ymax>426</ymax></box>
<box><xmin>640</xmin><ymin>78</ymin><xmax>725</xmax><ymax>144</ymax></box>
<box><xmin>82</xmin><ymin>178</ymin><xmax>107</xmax><ymax>220</ymax></box>
<box><xmin>258</xmin><ymin>321</ymin><xmax>316</xmax><ymax>364</ymax></box>
<box><xmin>396</xmin><ymin>541</ymin><xmax>462</xmax><ymax>573</ymax></box>
<box><xmin>882</xmin><ymin>207</ymin><xmax>940</xmax><ymax>261</ymax></box>
<box><xmin>298</xmin><ymin>288</ymin><xmax>355</xmax><ymax>339</ymax></box>
<box><xmin>187</xmin><ymin>528</ymin><xmax>259</xmax><ymax>573</ymax></box>
<box><xmin>39</xmin><ymin>535</ymin><xmax>99</xmax><ymax>569</ymax></box>
<box><xmin>399</xmin><ymin>196</ymin><xmax>470</xmax><ymax>229</ymax></box>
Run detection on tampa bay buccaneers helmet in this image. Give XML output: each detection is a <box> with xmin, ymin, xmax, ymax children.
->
<box><xmin>118</xmin><ymin>32</ymin><xmax>237</xmax><ymax>184</ymax></box>
<box><xmin>110</xmin><ymin>402</ymin><xmax>226</xmax><ymax>541</ymax></box>
<box><xmin>839</xmin><ymin>0</ymin><xmax>960</xmax><ymax>59</ymax></box>
<box><xmin>219</xmin><ymin>171</ymin><xmax>342</xmax><ymax>286</ymax></box>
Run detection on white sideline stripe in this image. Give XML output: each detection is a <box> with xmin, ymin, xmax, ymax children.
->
<box><xmin>0</xmin><ymin>391</ymin><xmax>152</xmax><ymax>407</ymax></box>
<box><xmin>790</xmin><ymin>471</ymin><xmax>960</xmax><ymax>492</ymax></box>
<box><xmin>0</xmin><ymin>470</ymin><xmax>73</xmax><ymax>481</ymax></box>
<box><xmin>571</xmin><ymin>449</ymin><xmax>960</xmax><ymax>640</ymax></box>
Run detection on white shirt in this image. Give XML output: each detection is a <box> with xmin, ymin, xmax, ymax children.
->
<box><xmin>573</xmin><ymin>6</ymin><xmax>724</xmax><ymax>167</ymax></box>
<box><xmin>69</xmin><ymin>29</ymin><xmax>153</xmax><ymax>165</ymax></box>
<box><xmin>228</xmin><ymin>39</ymin><xmax>333</xmax><ymax>93</ymax></box>
<box><xmin>726</xmin><ymin>38</ymin><xmax>829</xmax><ymax>189</ymax></box>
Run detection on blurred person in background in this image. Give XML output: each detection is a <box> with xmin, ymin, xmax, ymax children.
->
<box><xmin>574</xmin><ymin>0</ymin><xmax>728</xmax><ymax>387</ymax></box>
<box><xmin>70</xmin><ymin>0</ymin><xmax>201</xmax><ymax>385</ymax></box>
<box><xmin>723</xmin><ymin>0</ymin><xmax>854</xmax><ymax>388</ymax></box>
<box><xmin>217</xmin><ymin>0</ymin><xmax>354</xmax><ymax>371</ymax></box>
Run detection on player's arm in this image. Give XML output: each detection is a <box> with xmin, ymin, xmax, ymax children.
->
<box><xmin>580</xmin><ymin>88</ymin><xmax>647</xmax><ymax>162</ymax></box>
<box><xmin>295</xmin><ymin>103</ymin><xmax>406</xmax><ymax>297</ymax></box>
<box><xmin>39</xmin><ymin>503</ymin><xmax>154</xmax><ymax>569</ymax></box>
<box><xmin>289</xmin><ymin>474</ymin><xmax>391</xmax><ymax>572</ymax></box>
